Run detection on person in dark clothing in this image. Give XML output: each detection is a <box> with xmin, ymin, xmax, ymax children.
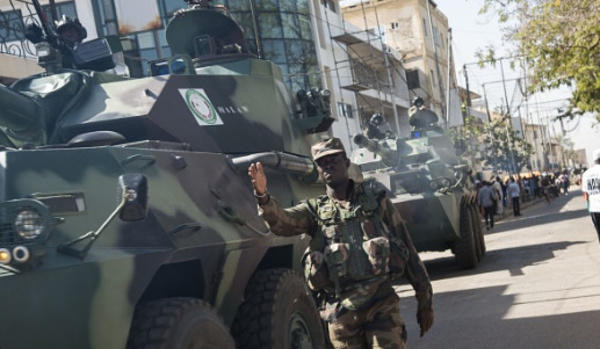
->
<box><xmin>507</xmin><ymin>177</ymin><xmax>521</xmax><ymax>216</ymax></box>
<box><xmin>478</xmin><ymin>181</ymin><xmax>496</xmax><ymax>229</ymax></box>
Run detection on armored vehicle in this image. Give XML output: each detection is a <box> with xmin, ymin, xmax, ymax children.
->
<box><xmin>0</xmin><ymin>1</ymin><xmax>332</xmax><ymax>348</ymax></box>
<box><xmin>351</xmin><ymin>109</ymin><xmax>486</xmax><ymax>269</ymax></box>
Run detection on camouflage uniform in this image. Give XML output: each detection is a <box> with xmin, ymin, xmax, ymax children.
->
<box><xmin>258</xmin><ymin>180</ymin><xmax>433</xmax><ymax>349</ymax></box>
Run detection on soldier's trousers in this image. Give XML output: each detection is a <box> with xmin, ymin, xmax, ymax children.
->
<box><xmin>327</xmin><ymin>293</ymin><xmax>406</xmax><ymax>349</ymax></box>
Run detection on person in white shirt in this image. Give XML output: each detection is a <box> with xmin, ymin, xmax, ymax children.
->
<box><xmin>581</xmin><ymin>149</ymin><xmax>600</xmax><ymax>241</ymax></box>
<box><xmin>507</xmin><ymin>177</ymin><xmax>521</xmax><ymax>216</ymax></box>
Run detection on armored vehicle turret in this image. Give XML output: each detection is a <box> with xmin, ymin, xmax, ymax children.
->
<box><xmin>0</xmin><ymin>1</ymin><xmax>332</xmax><ymax>348</ymax></box>
<box><xmin>351</xmin><ymin>108</ymin><xmax>486</xmax><ymax>269</ymax></box>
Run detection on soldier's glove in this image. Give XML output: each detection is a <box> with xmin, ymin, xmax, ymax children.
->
<box><xmin>417</xmin><ymin>308</ymin><xmax>434</xmax><ymax>337</ymax></box>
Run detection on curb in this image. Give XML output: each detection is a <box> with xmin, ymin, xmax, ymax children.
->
<box><xmin>495</xmin><ymin>197</ymin><xmax>544</xmax><ymax>221</ymax></box>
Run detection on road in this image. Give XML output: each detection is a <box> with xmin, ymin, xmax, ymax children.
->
<box><xmin>395</xmin><ymin>188</ymin><xmax>600</xmax><ymax>349</ymax></box>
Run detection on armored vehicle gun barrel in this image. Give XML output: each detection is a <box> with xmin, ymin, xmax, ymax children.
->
<box><xmin>230</xmin><ymin>152</ymin><xmax>318</xmax><ymax>182</ymax></box>
<box><xmin>353</xmin><ymin>133</ymin><xmax>399</xmax><ymax>167</ymax></box>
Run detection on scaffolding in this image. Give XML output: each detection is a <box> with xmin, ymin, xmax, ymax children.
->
<box><xmin>323</xmin><ymin>0</ymin><xmax>406</xmax><ymax>137</ymax></box>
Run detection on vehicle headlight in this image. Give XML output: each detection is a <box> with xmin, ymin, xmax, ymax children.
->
<box><xmin>0</xmin><ymin>248</ymin><xmax>11</xmax><ymax>264</ymax></box>
<box><xmin>15</xmin><ymin>209</ymin><xmax>45</xmax><ymax>240</ymax></box>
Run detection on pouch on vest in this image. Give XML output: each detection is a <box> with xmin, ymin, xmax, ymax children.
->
<box><xmin>302</xmin><ymin>249</ymin><xmax>330</xmax><ymax>291</ymax></box>
<box><xmin>389</xmin><ymin>238</ymin><xmax>410</xmax><ymax>278</ymax></box>
<box><xmin>362</xmin><ymin>236</ymin><xmax>390</xmax><ymax>275</ymax></box>
<box><xmin>324</xmin><ymin>243</ymin><xmax>349</xmax><ymax>277</ymax></box>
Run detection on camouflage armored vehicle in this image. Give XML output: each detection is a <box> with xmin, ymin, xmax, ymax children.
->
<box><xmin>0</xmin><ymin>1</ymin><xmax>332</xmax><ymax>348</ymax></box>
<box><xmin>351</xmin><ymin>108</ymin><xmax>486</xmax><ymax>269</ymax></box>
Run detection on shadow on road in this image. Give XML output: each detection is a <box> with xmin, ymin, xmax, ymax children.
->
<box><xmin>493</xmin><ymin>206</ymin><xmax>589</xmax><ymax>235</ymax></box>
<box><xmin>414</xmin><ymin>240</ymin><xmax>588</xmax><ymax>280</ymax></box>
<box><xmin>396</xmin><ymin>187</ymin><xmax>600</xmax><ymax>348</ymax></box>
<box><xmin>401</xmin><ymin>284</ymin><xmax>600</xmax><ymax>349</ymax></box>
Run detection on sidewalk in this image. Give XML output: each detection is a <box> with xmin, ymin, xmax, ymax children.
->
<box><xmin>495</xmin><ymin>196</ymin><xmax>544</xmax><ymax>221</ymax></box>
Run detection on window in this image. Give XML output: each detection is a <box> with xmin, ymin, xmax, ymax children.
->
<box><xmin>433</xmin><ymin>27</ymin><xmax>440</xmax><ymax>46</ymax></box>
<box><xmin>390</xmin><ymin>22</ymin><xmax>398</xmax><ymax>29</ymax></box>
<box><xmin>338</xmin><ymin>103</ymin><xmax>353</xmax><ymax>118</ymax></box>
<box><xmin>43</xmin><ymin>1</ymin><xmax>77</xmax><ymax>21</ymax></box>
<box><xmin>321</xmin><ymin>0</ymin><xmax>336</xmax><ymax>12</ymax></box>
<box><xmin>430</xmin><ymin>69</ymin><xmax>435</xmax><ymax>93</ymax></box>
<box><xmin>422</xmin><ymin>18</ymin><xmax>428</xmax><ymax>37</ymax></box>
<box><xmin>0</xmin><ymin>10</ymin><xmax>24</xmax><ymax>41</ymax></box>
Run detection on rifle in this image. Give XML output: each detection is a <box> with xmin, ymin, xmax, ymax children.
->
<box><xmin>31</xmin><ymin>0</ymin><xmax>61</xmax><ymax>49</ymax></box>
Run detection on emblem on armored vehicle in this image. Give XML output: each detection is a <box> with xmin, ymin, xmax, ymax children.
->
<box><xmin>180</xmin><ymin>88</ymin><xmax>223</xmax><ymax>125</ymax></box>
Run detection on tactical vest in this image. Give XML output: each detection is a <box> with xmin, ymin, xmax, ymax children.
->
<box><xmin>303</xmin><ymin>183</ymin><xmax>410</xmax><ymax>296</ymax></box>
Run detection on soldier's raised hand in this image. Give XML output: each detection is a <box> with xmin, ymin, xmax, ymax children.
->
<box><xmin>248</xmin><ymin>162</ymin><xmax>268</xmax><ymax>197</ymax></box>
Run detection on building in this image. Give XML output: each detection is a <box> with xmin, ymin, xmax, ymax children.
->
<box><xmin>340</xmin><ymin>0</ymin><xmax>460</xmax><ymax>125</ymax></box>
<box><xmin>2</xmin><ymin>0</ymin><xmax>423</xmax><ymax>153</ymax></box>
<box><xmin>314</xmin><ymin>0</ymin><xmax>411</xmax><ymax>150</ymax></box>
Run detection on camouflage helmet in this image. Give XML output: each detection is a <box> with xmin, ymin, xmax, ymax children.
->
<box><xmin>311</xmin><ymin>138</ymin><xmax>346</xmax><ymax>161</ymax></box>
<box><xmin>55</xmin><ymin>15</ymin><xmax>87</xmax><ymax>41</ymax></box>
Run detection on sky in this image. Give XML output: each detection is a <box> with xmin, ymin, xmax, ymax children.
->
<box><xmin>436</xmin><ymin>0</ymin><xmax>599</xmax><ymax>167</ymax></box>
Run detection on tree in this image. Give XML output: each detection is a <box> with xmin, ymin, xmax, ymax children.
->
<box><xmin>480</xmin><ymin>109</ymin><xmax>534</xmax><ymax>174</ymax></box>
<box><xmin>477</xmin><ymin>0</ymin><xmax>600</xmax><ymax>120</ymax></box>
<box><xmin>449</xmin><ymin>104</ymin><xmax>486</xmax><ymax>169</ymax></box>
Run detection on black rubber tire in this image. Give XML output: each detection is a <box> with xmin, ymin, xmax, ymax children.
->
<box><xmin>468</xmin><ymin>205</ymin><xmax>482</xmax><ymax>262</ymax></box>
<box><xmin>468</xmin><ymin>204</ymin><xmax>485</xmax><ymax>260</ymax></box>
<box><xmin>472</xmin><ymin>204</ymin><xmax>487</xmax><ymax>256</ymax></box>
<box><xmin>454</xmin><ymin>205</ymin><xmax>478</xmax><ymax>269</ymax></box>
<box><xmin>127</xmin><ymin>297</ymin><xmax>235</xmax><ymax>349</ymax></box>
<box><xmin>231</xmin><ymin>268</ymin><xmax>326</xmax><ymax>349</ymax></box>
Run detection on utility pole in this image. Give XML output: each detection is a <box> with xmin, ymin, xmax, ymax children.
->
<box><xmin>463</xmin><ymin>64</ymin><xmax>471</xmax><ymax>125</ymax></box>
<box><xmin>498</xmin><ymin>60</ymin><xmax>517</xmax><ymax>175</ymax></box>
<box><xmin>374</xmin><ymin>9</ymin><xmax>401</xmax><ymax>135</ymax></box>
<box><xmin>462</xmin><ymin>65</ymin><xmax>475</xmax><ymax>168</ymax></box>
<box><xmin>446</xmin><ymin>28</ymin><xmax>452</xmax><ymax>129</ymax></box>
<box><xmin>426</xmin><ymin>0</ymin><xmax>446</xmax><ymax>117</ymax></box>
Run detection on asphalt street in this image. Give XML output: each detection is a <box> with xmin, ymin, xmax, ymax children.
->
<box><xmin>395</xmin><ymin>187</ymin><xmax>600</xmax><ymax>349</ymax></box>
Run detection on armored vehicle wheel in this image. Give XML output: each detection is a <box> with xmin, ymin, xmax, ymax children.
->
<box><xmin>232</xmin><ymin>268</ymin><xmax>326</xmax><ymax>349</ymax></box>
<box><xmin>471</xmin><ymin>204</ymin><xmax>486</xmax><ymax>256</ymax></box>
<box><xmin>126</xmin><ymin>297</ymin><xmax>235</xmax><ymax>349</ymax></box>
<box><xmin>454</xmin><ymin>206</ymin><xmax>478</xmax><ymax>269</ymax></box>
<box><xmin>468</xmin><ymin>204</ymin><xmax>485</xmax><ymax>261</ymax></box>
<box><xmin>468</xmin><ymin>205</ymin><xmax>482</xmax><ymax>262</ymax></box>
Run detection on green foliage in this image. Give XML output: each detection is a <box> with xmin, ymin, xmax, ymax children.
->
<box><xmin>449</xmin><ymin>105</ymin><xmax>485</xmax><ymax>164</ymax></box>
<box><xmin>480</xmin><ymin>111</ymin><xmax>534</xmax><ymax>174</ymax></box>
<box><xmin>478</xmin><ymin>0</ymin><xmax>600</xmax><ymax>121</ymax></box>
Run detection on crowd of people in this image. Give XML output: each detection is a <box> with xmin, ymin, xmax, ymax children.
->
<box><xmin>476</xmin><ymin>170</ymin><xmax>574</xmax><ymax>230</ymax></box>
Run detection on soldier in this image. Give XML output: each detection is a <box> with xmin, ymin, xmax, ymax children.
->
<box><xmin>408</xmin><ymin>96</ymin><xmax>439</xmax><ymax>131</ymax></box>
<box><xmin>248</xmin><ymin>137</ymin><xmax>434</xmax><ymax>348</ymax></box>
<box><xmin>54</xmin><ymin>15</ymin><xmax>87</xmax><ymax>68</ymax></box>
<box><xmin>24</xmin><ymin>15</ymin><xmax>87</xmax><ymax>68</ymax></box>
<box><xmin>55</xmin><ymin>15</ymin><xmax>87</xmax><ymax>48</ymax></box>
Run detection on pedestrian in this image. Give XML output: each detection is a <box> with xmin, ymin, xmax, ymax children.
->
<box><xmin>500</xmin><ymin>177</ymin><xmax>508</xmax><ymax>208</ymax></box>
<box><xmin>507</xmin><ymin>177</ymin><xmax>521</xmax><ymax>216</ymax></box>
<box><xmin>491</xmin><ymin>177</ymin><xmax>503</xmax><ymax>215</ymax></box>
<box><xmin>581</xmin><ymin>149</ymin><xmax>600</xmax><ymax>242</ymax></box>
<box><xmin>563</xmin><ymin>172</ymin><xmax>570</xmax><ymax>195</ymax></box>
<box><xmin>248</xmin><ymin>137</ymin><xmax>434</xmax><ymax>348</ymax></box>
<box><xmin>478</xmin><ymin>181</ymin><xmax>497</xmax><ymax>230</ymax></box>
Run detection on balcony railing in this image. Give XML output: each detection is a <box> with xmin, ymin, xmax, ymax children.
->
<box><xmin>1</xmin><ymin>1</ymin><xmax>39</xmax><ymax>58</ymax></box>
